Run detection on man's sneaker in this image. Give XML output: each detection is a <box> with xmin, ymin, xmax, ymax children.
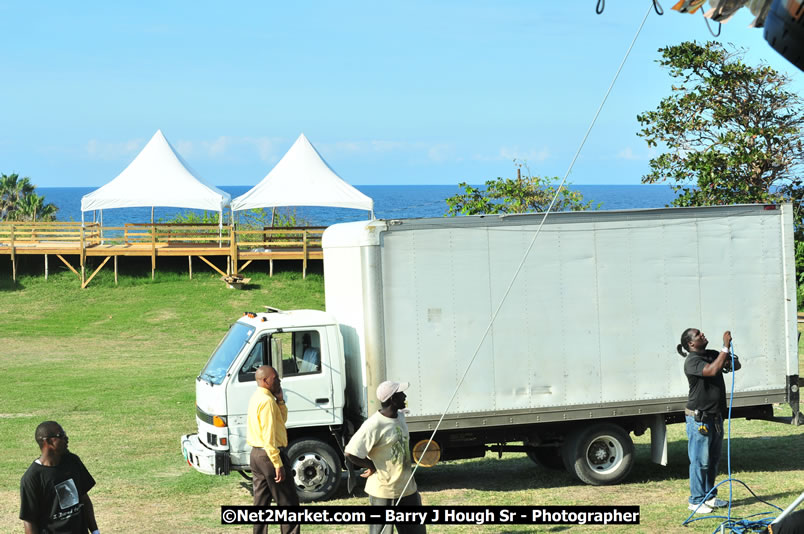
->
<box><xmin>705</xmin><ymin>497</ymin><xmax>729</xmax><ymax>508</ymax></box>
<box><xmin>688</xmin><ymin>503</ymin><xmax>713</xmax><ymax>514</ymax></box>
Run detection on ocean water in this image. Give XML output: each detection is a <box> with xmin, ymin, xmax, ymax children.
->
<box><xmin>37</xmin><ymin>184</ymin><xmax>678</xmax><ymax>228</ymax></box>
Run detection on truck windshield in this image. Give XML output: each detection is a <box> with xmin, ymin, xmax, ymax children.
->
<box><xmin>199</xmin><ymin>322</ymin><xmax>254</xmax><ymax>385</ymax></box>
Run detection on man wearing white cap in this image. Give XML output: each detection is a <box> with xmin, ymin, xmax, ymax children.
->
<box><xmin>345</xmin><ymin>380</ymin><xmax>426</xmax><ymax>534</ymax></box>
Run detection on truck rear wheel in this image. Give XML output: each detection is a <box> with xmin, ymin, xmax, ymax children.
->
<box><xmin>561</xmin><ymin>423</ymin><xmax>634</xmax><ymax>485</ymax></box>
<box><xmin>525</xmin><ymin>446</ymin><xmax>565</xmax><ymax>470</ymax></box>
<box><xmin>286</xmin><ymin>439</ymin><xmax>341</xmax><ymax>502</ymax></box>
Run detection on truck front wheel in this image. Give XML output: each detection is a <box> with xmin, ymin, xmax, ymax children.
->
<box><xmin>562</xmin><ymin>423</ymin><xmax>634</xmax><ymax>485</ymax></box>
<box><xmin>286</xmin><ymin>439</ymin><xmax>342</xmax><ymax>502</ymax></box>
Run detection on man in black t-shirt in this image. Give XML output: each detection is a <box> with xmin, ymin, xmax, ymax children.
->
<box><xmin>677</xmin><ymin>329</ymin><xmax>741</xmax><ymax>515</ymax></box>
<box><xmin>20</xmin><ymin>421</ymin><xmax>99</xmax><ymax>534</ymax></box>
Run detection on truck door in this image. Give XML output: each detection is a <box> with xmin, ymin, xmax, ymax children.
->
<box><xmin>271</xmin><ymin>328</ymin><xmax>337</xmax><ymax>428</ymax></box>
<box><xmin>225</xmin><ymin>333</ymin><xmax>271</xmax><ymax>460</ymax></box>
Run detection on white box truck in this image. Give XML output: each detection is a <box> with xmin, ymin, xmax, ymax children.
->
<box><xmin>181</xmin><ymin>204</ymin><xmax>801</xmax><ymax>502</ymax></box>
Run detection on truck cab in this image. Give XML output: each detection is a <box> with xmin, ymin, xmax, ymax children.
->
<box><xmin>181</xmin><ymin>308</ymin><xmax>348</xmax><ymax>501</ymax></box>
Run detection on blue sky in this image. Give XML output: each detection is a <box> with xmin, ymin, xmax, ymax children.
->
<box><xmin>1</xmin><ymin>2</ymin><xmax>801</xmax><ymax>187</ymax></box>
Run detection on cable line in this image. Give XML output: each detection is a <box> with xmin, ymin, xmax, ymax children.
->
<box><xmin>393</xmin><ymin>2</ymin><xmax>657</xmax><ymax>508</ymax></box>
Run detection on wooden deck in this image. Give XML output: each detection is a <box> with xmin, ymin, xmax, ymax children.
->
<box><xmin>0</xmin><ymin>222</ymin><xmax>324</xmax><ymax>287</ymax></box>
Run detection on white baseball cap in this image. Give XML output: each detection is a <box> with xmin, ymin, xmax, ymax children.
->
<box><xmin>376</xmin><ymin>380</ymin><xmax>410</xmax><ymax>402</ymax></box>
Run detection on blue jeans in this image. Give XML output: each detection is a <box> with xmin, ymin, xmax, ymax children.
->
<box><xmin>685</xmin><ymin>414</ymin><xmax>723</xmax><ymax>504</ymax></box>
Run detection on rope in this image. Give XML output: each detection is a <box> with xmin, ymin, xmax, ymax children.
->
<box><xmin>392</xmin><ymin>1</ymin><xmax>656</xmax><ymax>507</ymax></box>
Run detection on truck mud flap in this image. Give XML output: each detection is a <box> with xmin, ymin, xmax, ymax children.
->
<box><xmin>789</xmin><ymin>375</ymin><xmax>801</xmax><ymax>426</ymax></box>
<box><xmin>346</xmin><ymin>460</ymin><xmax>358</xmax><ymax>495</ymax></box>
<box><xmin>216</xmin><ymin>451</ymin><xmax>231</xmax><ymax>475</ymax></box>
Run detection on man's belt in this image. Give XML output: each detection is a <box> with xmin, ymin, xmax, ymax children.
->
<box><xmin>685</xmin><ymin>408</ymin><xmax>721</xmax><ymax>421</ymax></box>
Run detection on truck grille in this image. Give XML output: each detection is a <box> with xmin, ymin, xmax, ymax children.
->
<box><xmin>196</xmin><ymin>405</ymin><xmax>215</xmax><ymax>425</ymax></box>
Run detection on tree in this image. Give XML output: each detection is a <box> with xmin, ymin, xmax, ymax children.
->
<box><xmin>0</xmin><ymin>173</ymin><xmax>35</xmax><ymax>220</ymax></box>
<box><xmin>637</xmin><ymin>41</ymin><xmax>804</xmax><ymax>225</ymax></box>
<box><xmin>17</xmin><ymin>192</ymin><xmax>57</xmax><ymax>222</ymax></box>
<box><xmin>0</xmin><ymin>173</ymin><xmax>57</xmax><ymax>221</ymax></box>
<box><xmin>445</xmin><ymin>162</ymin><xmax>595</xmax><ymax>216</ymax></box>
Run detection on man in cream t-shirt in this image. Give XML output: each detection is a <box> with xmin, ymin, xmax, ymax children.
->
<box><xmin>345</xmin><ymin>380</ymin><xmax>426</xmax><ymax>534</ymax></box>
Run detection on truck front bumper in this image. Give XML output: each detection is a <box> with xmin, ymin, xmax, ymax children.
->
<box><xmin>181</xmin><ymin>433</ymin><xmax>231</xmax><ymax>475</ymax></box>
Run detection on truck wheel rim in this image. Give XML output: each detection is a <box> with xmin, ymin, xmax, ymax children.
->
<box><xmin>584</xmin><ymin>435</ymin><xmax>623</xmax><ymax>475</ymax></box>
<box><xmin>291</xmin><ymin>453</ymin><xmax>330</xmax><ymax>491</ymax></box>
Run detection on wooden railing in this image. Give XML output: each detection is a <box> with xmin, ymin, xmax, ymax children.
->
<box><xmin>0</xmin><ymin>222</ymin><xmax>327</xmax><ymax>285</ymax></box>
<box><xmin>120</xmin><ymin>223</ymin><xmax>226</xmax><ymax>245</ymax></box>
<box><xmin>236</xmin><ymin>226</ymin><xmax>325</xmax><ymax>250</ymax></box>
<box><xmin>0</xmin><ymin>222</ymin><xmax>325</xmax><ymax>252</ymax></box>
<box><xmin>0</xmin><ymin>221</ymin><xmax>101</xmax><ymax>245</ymax></box>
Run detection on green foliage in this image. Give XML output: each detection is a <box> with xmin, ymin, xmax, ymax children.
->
<box><xmin>239</xmin><ymin>207</ymin><xmax>310</xmax><ymax>228</ymax></box>
<box><xmin>797</xmin><ymin>241</ymin><xmax>804</xmax><ymax>309</ymax></box>
<box><xmin>445</xmin><ymin>162</ymin><xmax>596</xmax><ymax>216</ymax></box>
<box><xmin>159</xmin><ymin>208</ymin><xmax>311</xmax><ymax>229</ymax></box>
<box><xmin>160</xmin><ymin>210</ymin><xmax>221</xmax><ymax>224</ymax></box>
<box><xmin>0</xmin><ymin>173</ymin><xmax>57</xmax><ymax>222</ymax></box>
<box><xmin>637</xmin><ymin>41</ymin><xmax>804</xmax><ymax>225</ymax></box>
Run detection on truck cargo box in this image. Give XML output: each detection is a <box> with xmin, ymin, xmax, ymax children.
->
<box><xmin>322</xmin><ymin>205</ymin><xmax>797</xmax><ymax>429</ymax></box>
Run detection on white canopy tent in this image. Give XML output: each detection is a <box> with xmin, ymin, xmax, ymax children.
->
<box><xmin>81</xmin><ymin>130</ymin><xmax>231</xmax><ymax>228</ymax></box>
<box><xmin>231</xmin><ymin>133</ymin><xmax>373</xmax><ymax>219</ymax></box>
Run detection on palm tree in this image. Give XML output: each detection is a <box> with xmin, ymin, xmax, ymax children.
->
<box><xmin>0</xmin><ymin>173</ymin><xmax>35</xmax><ymax>220</ymax></box>
<box><xmin>17</xmin><ymin>192</ymin><xmax>58</xmax><ymax>222</ymax></box>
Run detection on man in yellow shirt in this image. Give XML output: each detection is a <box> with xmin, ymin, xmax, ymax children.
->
<box><xmin>246</xmin><ymin>365</ymin><xmax>300</xmax><ymax>534</ymax></box>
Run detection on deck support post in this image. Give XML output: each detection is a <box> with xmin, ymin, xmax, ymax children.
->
<box><xmin>302</xmin><ymin>229</ymin><xmax>308</xmax><ymax>279</ymax></box>
<box><xmin>80</xmin><ymin>226</ymin><xmax>86</xmax><ymax>287</ymax></box>
<box><xmin>10</xmin><ymin>224</ymin><xmax>16</xmax><ymax>283</ymax></box>
<box><xmin>151</xmin><ymin>224</ymin><xmax>156</xmax><ymax>280</ymax></box>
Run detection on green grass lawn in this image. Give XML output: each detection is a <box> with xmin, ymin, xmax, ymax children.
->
<box><xmin>0</xmin><ymin>266</ymin><xmax>801</xmax><ymax>533</ymax></box>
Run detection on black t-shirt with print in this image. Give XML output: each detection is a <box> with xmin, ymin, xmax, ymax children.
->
<box><xmin>20</xmin><ymin>451</ymin><xmax>95</xmax><ymax>533</ymax></box>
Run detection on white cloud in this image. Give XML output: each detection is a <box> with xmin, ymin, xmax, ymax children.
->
<box><xmin>85</xmin><ymin>138</ymin><xmax>144</xmax><ymax>160</ymax></box>
<box><xmin>320</xmin><ymin>139</ymin><xmax>457</xmax><ymax>162</ymax></box>
<box><xmin>617</xmin><ymin>147</ymin><xmax>640</xmax><ymax>160</ymax></box>
<box><xmin>499</xmin><ymin>146</ymin><xmax>550</xmax><ymax>162</ymax></box>
<box><xmin>174</xmin><ymin>140</ymin><xmax>194</xmax><ymax>157</ymax></box>
<box><xmin>370</xmin><ymin>140</ymin><xmax>407</xmax><ymax>152</ymax></box>
<box><xmin>616</xmin><ymin>146</ymin><xmax>657</xmax><ymax>161</ymax></box>
<box><xmin>247</xmin><ymin>137</ymin><xmax>278</xmax><ymax>162</ymax></box>
<box><xmin>472</xmin><ymin>145</ymin><xmax>550</xmax><ymax>162</ymax></box>
<box><xmin>170</xmin><ymin>136</ymin><xmax>281</xmax><ymax>162</ymax></box>
<box><xmin>427</xmin><ymin>144</ymin><xmax>453</xmax><ymax>162</ymax></box>
<box><xmin>203</xmin><ymin>136</ymin><xmax>231</xmax><ymax>157</ymax></box>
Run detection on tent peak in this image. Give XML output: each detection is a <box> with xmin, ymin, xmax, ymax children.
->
<box><xmin>231</xmin><ymin>134</ymin><xmax>373</xmax><ymax>213</ymax></box>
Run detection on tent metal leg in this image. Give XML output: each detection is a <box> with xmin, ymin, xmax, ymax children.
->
<box><xmin>114</xmin><ymin>255</ymin><xmax>118</xmax><ymax>285</ymax></box>
<box><xmin>189</xmin><ymin>256</ymin><xmax>192</xmax><ymax>279</ymax></box>
<box><xmin>45</xmin><ymin>254</ymin><xmax>48</xmax><ymax>280</ymax></box>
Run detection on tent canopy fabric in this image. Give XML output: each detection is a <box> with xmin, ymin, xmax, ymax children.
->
<box><xmin>81</xmin><ymin>130</ymin><xmax>231</xmax><ymax>213</ymax></box>
<box><xmin>231</xmin><ymin>133</ymin><xmax>373</xmax><ymax>214</ymax></box>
